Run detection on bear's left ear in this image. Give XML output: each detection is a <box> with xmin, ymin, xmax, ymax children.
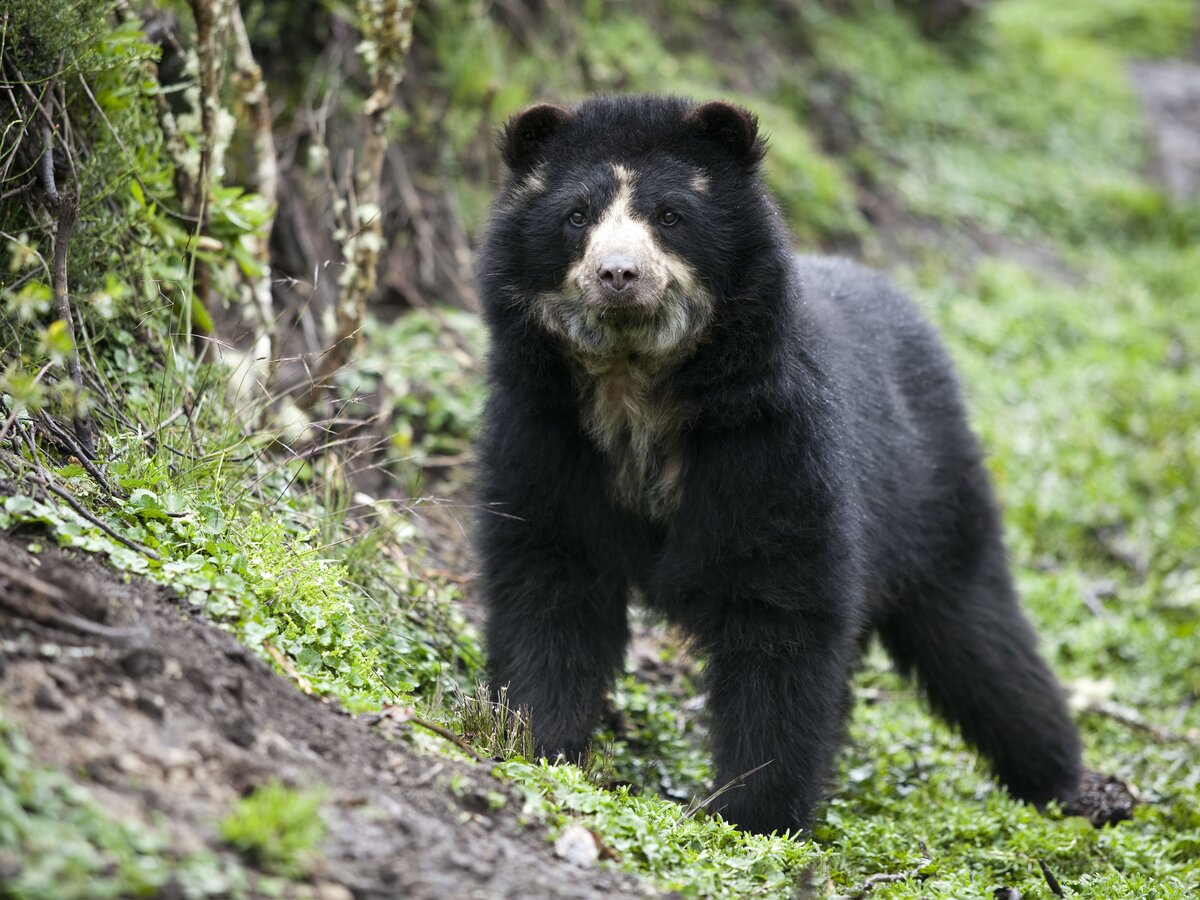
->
<box><xmin>685</xmin><ymin>100</ymin><xmax>765</xmax><ymax>165</ymax></box>
<box><xmin>500</xmin><ymin>104</ymin><xmax>574</xmax><ymax>171</ymax></box>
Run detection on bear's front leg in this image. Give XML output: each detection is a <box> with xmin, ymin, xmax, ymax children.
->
<box><xmin>483</xmin><ymin>548</ymin><xmax>630</xmax><ymax>761</ymax></box>
<box><xmin>699</xmin><ymin>606</ymin><xmax>857</xmax><ymax>835</ymax></box>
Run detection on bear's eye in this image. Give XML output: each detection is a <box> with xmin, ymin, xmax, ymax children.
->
<box><xmin>568</xmin><ymin>210</ymin><xmax>587</xmax><ymax>227</ymax></box>
<box><xmin>658</xmin><ymin>210</ymin><xmax>680</xmax><ymax>227</ymax></box>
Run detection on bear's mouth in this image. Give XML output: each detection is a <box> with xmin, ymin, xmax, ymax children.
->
<box><xmin>537</xmin><ymin>281</ymin><xmax>711</xmax><ymax>358</ymax></box>
<box><xmin>593</xmin><ymin>303</ymin><xmax>657</xmax><ymax>330</ymax></box>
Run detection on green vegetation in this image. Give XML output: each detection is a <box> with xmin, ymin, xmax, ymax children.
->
<box><xmin>219</xmin><ymin>780</ymin><xmax>326</xmax><ymax>878</ymax></box>
<box><xmin>0</xmin><ymin>716</ymin><xmax>242</xmax><ymax>899</ymax></box>
<box><xmin>2</xmin><ymin>0</ymin><xmax>1198</xmax><ymax>896</ymax></box>
<box><xmin>339</xmin><ymin>309</ymin><xmax>487</xmax><ymax>490</ymax></box>
<box><xmin>501</xmin><ymin>759</ymin><xmax>822</xmax><ymax>898</ymax></box>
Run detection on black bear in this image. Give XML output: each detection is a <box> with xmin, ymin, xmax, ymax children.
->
<box><xmin>475</xmin><ymin>94</ymin><xmax>1081</xmax><ymax>835</ymax></box>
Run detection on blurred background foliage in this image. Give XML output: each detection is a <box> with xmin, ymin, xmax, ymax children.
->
<box><xmin>2</xmin><ymin>0</ymin><xmax>1200</xmax><ymax>896</ymax></box>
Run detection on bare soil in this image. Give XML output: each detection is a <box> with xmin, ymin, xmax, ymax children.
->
<box><xmin>0</xmin><ymin>533</ymin><xmax>655</xmax><ymax>899</ymax></box>
<box><xmin>1132</xmin><ymin>60</ymin><xmax>1200</xmax><ymax>202</ymax></box>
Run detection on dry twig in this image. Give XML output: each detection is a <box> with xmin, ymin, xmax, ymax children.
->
<box><xmin>264</xmin><ymin>640</ymin><xmax>314</xmax><ymax>695</ymax></box>
<box><xmin>358</xmin><ymin>694</ymin><xmax>489</xmax><ymax>763</ymax></box>
<box><xmin>33</xmin><ymin>411</ymin><xmax>111</xmax><ymax>493</ymax></box>
<box><xmin>841</xmin><ymin>843</ymin><xmax>932</xmax><ymax>899</ymax></box>
<box><xmin>1084</xmin><ymin>700</ymin><xmax>1199</xmax><ymax>745</ymax></box>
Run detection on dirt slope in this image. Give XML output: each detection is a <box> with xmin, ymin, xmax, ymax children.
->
<box><xmin>0</xmin><ymin>534</ymin><xmax>654</xmax><ymax>899</ymax></box>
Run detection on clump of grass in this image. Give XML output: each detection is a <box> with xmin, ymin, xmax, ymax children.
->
<box><xmin>453</xmin><ymin>682</ymin><xmax>536</xmax><ymax>762</ymax></box>
<box><xmin>219</xmin><ymin>780</ymin><xmax>326</xmax><ymax>878</ymax></box>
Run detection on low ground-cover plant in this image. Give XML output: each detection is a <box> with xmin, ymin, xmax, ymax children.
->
<box><xmin>219</xmin><ymin>780</ymin><xmax>326</xmax><ymax>878</ymax></box>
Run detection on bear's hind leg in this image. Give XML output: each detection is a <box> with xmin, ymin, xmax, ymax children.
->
<box><xmin>877</xmin><ymin>539</ymin><xmax>1081</xmax><ymax>806</ymax></box>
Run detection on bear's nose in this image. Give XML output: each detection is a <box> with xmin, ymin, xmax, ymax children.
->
<box><xmin>597</xmin><ymin>256</ymin><xmax>640</xmax><ymax>292</ymax></box>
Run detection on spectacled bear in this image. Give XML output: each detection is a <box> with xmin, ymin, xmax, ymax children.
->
<box><xmin>475</xmin><ymin>94</ymin><xmax>1081</xmax><ymax>835</ymax></box>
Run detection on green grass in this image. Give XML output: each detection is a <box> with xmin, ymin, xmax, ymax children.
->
<box><xmin>0</xmin><ymin>376</ymin><xmax>481</xmax><ymax>712</ymax></box>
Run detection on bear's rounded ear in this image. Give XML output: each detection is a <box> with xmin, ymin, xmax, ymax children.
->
<box><xmin>500</xmin><ymin>104</ymin><xmax>574</xmax><ymax>171</ymax></box>
<box><xmin>685</xmin><ymin>100</ymin><xmax>765</xmax><ymax>165</ymax></box>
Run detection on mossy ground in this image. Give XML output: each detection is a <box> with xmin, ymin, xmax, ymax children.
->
<box><xmin>2</xmin><ymin>0</ymin><xmax>1198</xmax><ymax>897</ymax></box>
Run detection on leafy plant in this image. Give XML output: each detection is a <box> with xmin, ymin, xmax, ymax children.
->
<box><xmin>219</xmin><ymin>780</ymin><xmax>325</xmax><ymax>878</ymax></box>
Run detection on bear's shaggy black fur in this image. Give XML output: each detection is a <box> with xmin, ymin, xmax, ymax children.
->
<box><xmin>476</xmin><ymin>94</ymin><xmax>1081</xmax><ymax>835</ymax></box>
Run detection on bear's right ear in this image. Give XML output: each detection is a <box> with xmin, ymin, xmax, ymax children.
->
<box><xmin>500</xmin><ymin>104</ymin><xmax>574</xmax><ymax>171</ymax></box>
<box><xmin>685</xmin><ymin>100</ymin><xmax>765</xmax><ymax>165</ymax></box>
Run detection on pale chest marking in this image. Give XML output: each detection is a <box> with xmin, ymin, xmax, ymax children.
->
<box><xmin>578</xmin><ymin>355</ymin><xmax>685</xmax><ymax>522</ymax></box>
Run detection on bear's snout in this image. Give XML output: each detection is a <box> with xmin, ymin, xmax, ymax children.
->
<box><xmin>596</xmin><ymin>255</ymin><xmax>640</xmax><ymax>292</ymax></box>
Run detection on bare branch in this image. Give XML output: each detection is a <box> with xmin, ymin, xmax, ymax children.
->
<box><xmin>230</xmin><ymin>2</ymin><xmax>280</xmax><ymax>377</ymax></box>
<box><xmin>39</xmin><ymin>124</ymin><xmax>59</xmax><ymax>203</ymax></box>
<box><xmin>40</xmin><ymin>117</ymin><xmax>96</xmax><ymax>459</ymax></box>
<box><xmin>306</xmin><ymin>0</ymin><xmax>417</xmax><ymax>408</ymax></box>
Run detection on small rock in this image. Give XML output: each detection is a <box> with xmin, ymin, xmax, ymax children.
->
<box><xmin>221</xmin><ymin>714</ymin><xmax>257</xmax><ymax>749</ymax></box>
<box><xmin>63</xmin><ymin>709</ymin><xmax>98</xmax><ymax>737</ymax></box>
<box><xmin>115</xmin><ymin>751</ymin><xmax>145</xmax><ymax>775</ymax></box>
<box><xmin>110</xmin><ymin>680</ymin><xmax>138</xmax><ymax>702</ymax></box>
<box><xmin>33</xmin><ymin>683</ymin><xmax>66</xmax><ymax>711</ymax></box>
<box><xmin>160</xmin><ymin>747</ymin><xmax>200</xmax><ymax>770</ymax></box>
<box><xmin>135</xmin><ymin>692</ymin><xmax>166</xmax><ymax>720</ymax></box>
<box><xmin>554</xmin><ymin>823</ymin><xmax>599</xmax><ymax>868</ymax></box>
<box><xmin>49</xmin><ymin>667</ymin><xmax>79</xmax><ymax>694</ymax></box>
<box><xmin>312</xmin><ymin>882</ymin><xmax>354</xmax><ymax>900</ymax></box>
<box><xmin>119</xmin><ymin>646</ymin><xmax>165</xmax><ymax>680</ymax></box>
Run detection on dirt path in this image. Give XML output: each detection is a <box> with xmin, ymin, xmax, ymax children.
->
<box><xmin>0</xmin><ymin>534</ymin><xmax>654</xmax><ymax>899</ymax></box>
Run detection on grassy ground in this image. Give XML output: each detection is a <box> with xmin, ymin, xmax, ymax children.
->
<box><xmin>2</xmin><ymin>0</ymin><xmax>1199</xmax><ymax>897</ymax></box>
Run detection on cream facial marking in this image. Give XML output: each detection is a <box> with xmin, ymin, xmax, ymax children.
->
<box><xmin>690</xmin><ymin>171</ymin><xmax>710</xmax><ymax>194</ymax></box>
<box><xmin>565</xmin><ymin>164</ymin><xmax>699</xmax><ymax>313</ymax></box>
<box><xmin>534</xmin><ymin>161</ymin><xmax>714</xmax><ymax>358</ymax></box>
<box><xmin>504</xmin><ymin>164</ymin><xmax>547</xmax><ymax>207</ymax></box>
<box><xmin>565</xmin><ymin>165</ymin><xmax>653</xmax><ymax>303</ymax></box>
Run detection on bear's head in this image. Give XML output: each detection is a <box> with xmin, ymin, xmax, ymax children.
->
<box><xmin>482</xmin><ymin>95</ymin><xmax>776</xmax><ymax>359</ymax></box>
